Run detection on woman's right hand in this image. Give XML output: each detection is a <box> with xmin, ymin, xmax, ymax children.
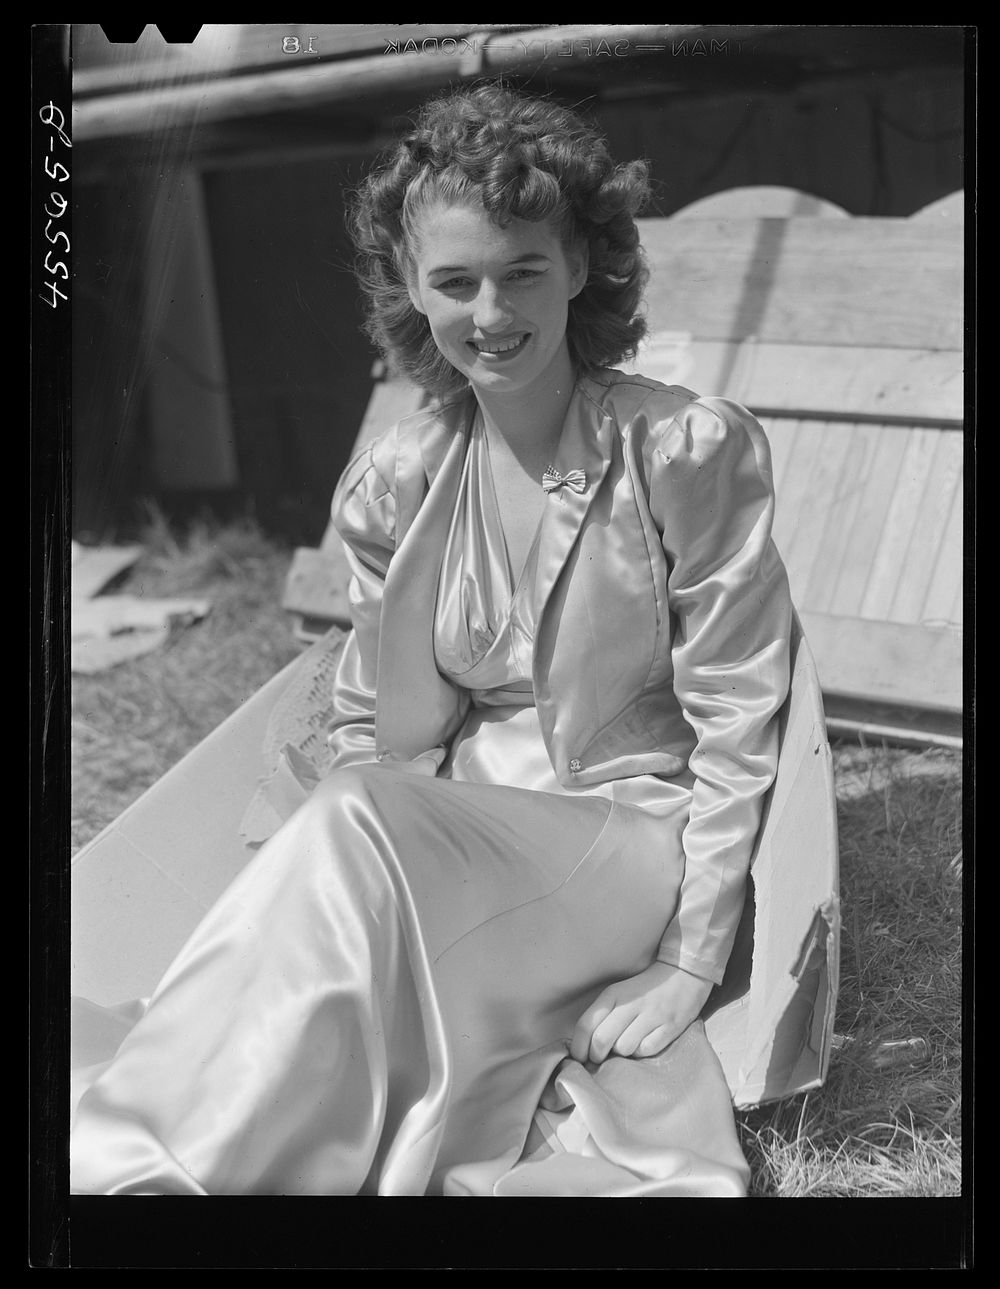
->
<box><xmin>570</xmin><ymin>961</ymin><xmax>714</xmax><ymax>1065</ymax></box>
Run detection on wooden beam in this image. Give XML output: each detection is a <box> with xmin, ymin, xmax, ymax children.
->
<box><xmin>799</xmin><ymin>611</ymin><xmax>962</xmax><ymax>714</ymax></box>
<box><xmin>72</xmin><ymin>24</ymin><xmax>509</xmax><ymax>97</ymax></box>
<box><xmin>625</xmin><ymin>338</ymin><xmax>964</xmax><ymax>424</ymax></box>
<box><xmin>72</xmin><ymin>25</ymin><xmax>782</xmax><ymax>141</ymax></box>
<box><xmin>824</xmin><ymin>709</ymin><xmax>963</xmax><ymax>751</ymax></box>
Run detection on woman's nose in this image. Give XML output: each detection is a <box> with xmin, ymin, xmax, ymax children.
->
<box><xmin>472</xmin><ymin>282</ymin><xmax>512</xmax><ymax>331</ymax></box>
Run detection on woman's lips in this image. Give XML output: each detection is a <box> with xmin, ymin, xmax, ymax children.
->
<box><xmin>467</xmin><ymin>334</ymin><xmax>530</xmax><ymax>358</ymax></box>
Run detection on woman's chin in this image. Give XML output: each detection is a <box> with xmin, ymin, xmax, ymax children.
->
<box><xmin>464</xmin><ymin>344</ymin><xmax>532</xmax><ymax>383</ymax></box>
<box><xmin>461</xmin><ymin>345</ymin><xmax>567</xmax><ymax>400</ymax></box>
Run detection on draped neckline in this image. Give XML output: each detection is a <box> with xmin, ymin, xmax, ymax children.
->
<box><xmin>432</xmin><ymin>410</ymin><xmax>543</xmax><ymax>695</ymax></box>
<box><xmin>480</xmin><ymin>410</ymin><xmax>547</xmax><ymax>598</ymax></box>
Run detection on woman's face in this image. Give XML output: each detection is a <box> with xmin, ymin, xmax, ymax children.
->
<box><xmin>405</xmin><ymin>202</ymin><xmax>587</xmax><ymax>401</ymax></box>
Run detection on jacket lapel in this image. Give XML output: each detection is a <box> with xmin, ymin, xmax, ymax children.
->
<box><xmin>392</xmin><ymin>394</ymin><xmax>472</xmax><ymax>542</ymax></box>
<box><xmin>376</xmin><ymin>399</ymin><xmax>472</xmax><ymax>759</ymax></box>
<box><xmin>533</xmin><ymin>378</ymin><xmax>616</xmax><ymax>626</ymax></box>
<box><xmin>374</xmin><ymin>380</ymin><xmax>615</xmax><ymax>763</ymax></box>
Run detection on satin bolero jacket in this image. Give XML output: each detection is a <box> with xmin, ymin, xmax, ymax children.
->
<box><xmin>325</xmin><ymin>369</ymin><xmax>793</xmax><ymax>984</ymax></box>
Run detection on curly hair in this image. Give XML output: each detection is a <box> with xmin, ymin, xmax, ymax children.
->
<box><xmin>347</xmin><ymin>83</ymin><xmax>651</xmax><ymax>397</ymax></box>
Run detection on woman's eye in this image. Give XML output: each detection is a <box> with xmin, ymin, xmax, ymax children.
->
<box><xmin>431</xmin><ymin>269</ymin><xmax>542</xmax><ymax>294</ymax></box>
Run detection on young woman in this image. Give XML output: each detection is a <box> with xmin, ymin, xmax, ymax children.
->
<box><xmin>70</xmin><ymin>83</ymin><xmax>793</xmax><ymax>1197</ymax></box>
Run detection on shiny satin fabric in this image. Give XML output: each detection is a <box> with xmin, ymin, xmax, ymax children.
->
<box><xmin>330</xmin><ymin>373</ymin><xmax>792</xmax><ymax>983</ymax></box>
<box><xmin>433</xmin><ymin>411</ymin><xmax>540</xmax><ymax>689</ymax></box>
<box><xmin>71</xmin><ymin>370</ymin><xmax>786</xmax><ymax>1197</ymax></box>
<box><xmin>435</xmin><ymin>417</ymin><xmax>697</xmax><ymax>820</ymax></box>
<box><xmin>488</xmin><ymin>1022</ymin><xmax>749</xmax><ymax>1197</ymax></box>
<box><xmin>71</xmin><ymin>766</ymin><xmax>752</xmax><ymax>1195</ymax></box>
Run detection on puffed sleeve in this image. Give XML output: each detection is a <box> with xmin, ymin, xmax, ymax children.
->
<box><xmin>647</xmin><ymin>396</ymin><xmax>793</xmax><ymax>985</ymax></box>
<box><xmin>323</xmin><ymin>442</ymin><xmax>398</xmax><ymax>770</ymax></box>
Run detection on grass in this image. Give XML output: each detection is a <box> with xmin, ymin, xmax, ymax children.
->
<box><xmin>70</xmin><ymin>511</ymin><xmax>965</xmax><ymax>1199</ymax></box>
<box><xmin>71</xmin><ymin>510</ymin><xmax>301</xmax><ymax>852</ymax></box>
<box><xmin>738</xmin><ymin>738</ymin><xmax>964</xmax><ymax>1197</ymax></box>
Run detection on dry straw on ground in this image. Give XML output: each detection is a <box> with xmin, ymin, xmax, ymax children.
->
<box><xmin>71</xmin><ymin>514</ymin><xmax>964</xmax><ymax>1198</ymax></box>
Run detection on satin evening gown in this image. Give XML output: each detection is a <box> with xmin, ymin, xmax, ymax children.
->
<box><xmin>70</xmin><ymin>418</ymin><xmax>750</xmax><ymax>1197</ymax></box>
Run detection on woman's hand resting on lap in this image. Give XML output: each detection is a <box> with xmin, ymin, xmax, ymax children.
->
<box><xmin>570</xmin><ymin>961</ymin><xmax>714</xmax><ymax>1064</ymax></box>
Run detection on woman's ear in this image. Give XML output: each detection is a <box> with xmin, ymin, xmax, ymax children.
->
<box><xmin>567</xmin><ymin>241</ymin><xmax>589</xmax><ymax>299</ymax></box>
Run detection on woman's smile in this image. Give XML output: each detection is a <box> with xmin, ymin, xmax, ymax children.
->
<box><xmin>467</xmin><ymin>333</ymin><xmax>530</xmax><ymax>358</ymax></box>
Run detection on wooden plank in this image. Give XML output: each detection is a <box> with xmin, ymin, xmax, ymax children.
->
<box><xmin>921</xmin><ymin>471</ymin><xmax>965</xmax><ymax>628</ymax></box>
<box><xmin>859</xmin><ymin>427</ymin><xmax>940</xmax><ymax>621</ymax></box>
<box><xmin>72</xmin><ymin>659</ymin><xmax>298</xmax><ymax>1004</ymax></box>
<box><xmin>72</xmin><ymin>595</ymin><xmax>211</xmax><ymax>638</ymax></box>
<box><xmin>758</xmin><ymin>416</ymin><xmax>797</xmax><ymax>498</ymax></box>
<box><xmin>769</xmin><ymin>419</ymin><xmax>811</xmax><ymax>568</ymax></box>
<box><xmin>354</xmin><ymin>372</ymin><xmax>426</xmax><ymax>452</ymax></box>
<box><xmin>741</xmin><ymin>344</ymin><xmax>962</xmax><ymax>425</ymax></box>
<box><xmin>637</xmin><ymin>216</ymin><xmax>963</xmax><ymax>350</ymax></box>
<box><xmin>72</xmin><ymin>626</ymin><xmax>170</xmax><ymax>674</ymax></box>
<box><xmin>72</xmin><ymin>596</ymin><xmax>211</xmax><ymax>672</ymax></box>
<box><xmin>673</xmin><ymin>185</ymin><xmax>849</xmax><ymax>219</ymax></box>
<box><xmin>805</xmin><ymin>423</ymin><xmax>881</xmax><ymax>615</ymax></box>
<box><xmin>799</xmin><ymin>611</ymin><xmax>962</xmax><ymax>713</ymax></box>
<box><xmin>71</xmin><ymin>544</ymin><xmax>144</xmax><ymax>602</ymax></box>
<box><xmin>72</xmin><ymin>837</ymin><xmax>213</xmax><ymax>1009</ymax></box>
<box><xmin>889</xmin><ymin>431</ymin><xmax>964</xmax><ymax>625</ymax></box>
<box><xmin>738</xmin><ymin>624</ymin><xmax>839</xmax><ymax>1104</ymax></box>
<box><xmin>827</xmin><ymin>426</ymin><xmax>906</xmax><ymax>618</ymax></box>
<box><xmin>281</xmin><ymin>545</ymin><xmax>352</xmax><ymax>627</ymax></box>
<box><xmin>781</xmin><ymin>420</ymin><xmax>853</xmax><ymax>612</ymax></box>
<box><xmin>629</xmin><ymin>338</ymin><xmax>964</xmax><ymax>425</ymax></box>
<box><xmin>622</xmin><ymin>329</ymin><xmax>704</xmax><ymax>390</ymax></box>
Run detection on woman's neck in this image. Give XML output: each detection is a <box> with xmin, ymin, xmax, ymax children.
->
<box><xmin>473</xmin><ymin>350</ymin><xmax>578</xmax><ymax>473</ymax></box>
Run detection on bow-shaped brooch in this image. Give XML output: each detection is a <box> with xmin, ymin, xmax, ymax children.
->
<box><xmin>542</xmin><ymin>466</ymin><xmax>587</xmax><ymax>495</ymax></box>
